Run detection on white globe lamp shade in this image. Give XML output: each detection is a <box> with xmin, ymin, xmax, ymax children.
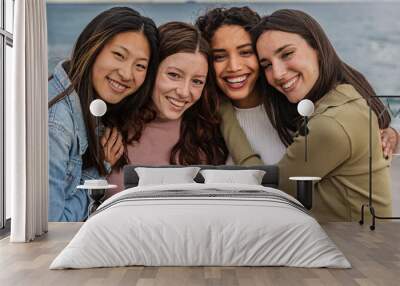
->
<box><xmin>297</xmin><ymin>99</ymin><xmax>315</xmax><ymax>117</ymax></box>
<box><xmin>89</xmin><ymin>99</ymin><xmax>107</xmax><ymax>117</ymax></box>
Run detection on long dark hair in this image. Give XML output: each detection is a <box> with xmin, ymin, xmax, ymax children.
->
<box><xmin>130</xmin><ymin>21</ymin><xmax>228</xmax><ymax>165</ymax></box>
<box><xmin>48</xmin><ymin>7</ymin><xmax>159</xmax><ymax>175</ymax></box>
<box><xmin>251</xmin><ymin>9</ymin><xmax>391</xmax><ymax>146</ymax></box>
<box><xmin>195</xmin><ymin>7</ymin><xmax>261</xmax><ymax>100</ymax></box>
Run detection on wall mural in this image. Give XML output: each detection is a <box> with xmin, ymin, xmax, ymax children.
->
<box><xmin>47</xmin><ymin>1</ymin><xmax>400</xmax><ymax>222</ymax></box>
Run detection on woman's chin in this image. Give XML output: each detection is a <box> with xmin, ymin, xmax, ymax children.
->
<box><xmin>284</xmin><ymin>92</ymin><xmax>305</xmax><ymax>104</ymax></box>
<box><xmin>158</xmin><ymin>110</ymin><xmax>182</xmax><ymax>121</ymax></box>
<box><xmin>288</xmin><ymin>98</ymin><xmax>301</xmax><ymax>104</ymax></box>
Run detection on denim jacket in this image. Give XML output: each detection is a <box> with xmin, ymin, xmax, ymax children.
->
<box><xmin>48</xmin><ymin>62</ymin><xmax>100</xmax><ymax>221</ymax></box>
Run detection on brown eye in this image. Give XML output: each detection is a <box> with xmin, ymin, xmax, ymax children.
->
<box><xmin>113</xmin><ymin>51</ymin><xmax>124</xmax><ymax>60</ymax></box>
<box><xmin>136</xmin><ymin>64</ymin><xmax>147</xmax><ymax>71</ymax></box>
<box><xmin>167</xmin><ymin>72</ymin><xmax>180</xmax><ymax>79</ymax></box>
<box><xmin>240</xmin><ymin>50</ymin><xmax>253</xmax><ymax>56</ymax></box>
<box><xmin>261</xmin><ymin>63</ymin><xmax>272</xmax><ymax>70</ymax></box>
<box><xmin>192</xmin><ymin>79</ymin><xmax>204</xmax><ymax>86</ymax></box>
<box><xmin>213</xmin><ymin>54</ymin><xmax>225</xmax><ymax>62</ymax></box>
<box><xmin>282</xmin><ymin>51</ymin><xmax>294</xmax><ymax>59</ymax></box>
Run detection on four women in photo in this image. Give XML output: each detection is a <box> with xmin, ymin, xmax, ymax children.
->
<box><xmin>48</xmin><ymin>5</ymin><xmax>398</xmax><ymax>222</ymax></box>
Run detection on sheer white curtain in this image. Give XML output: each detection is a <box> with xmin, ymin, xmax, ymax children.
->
<box><xmin>8</xmin><ymin>0</ymin><xmax>48</xmax><ymax>242</ymax></box>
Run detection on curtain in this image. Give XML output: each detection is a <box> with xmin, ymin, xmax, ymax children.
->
<box><xmin>8</xmin><ymin>0</ymin><xmax>48</xmax><ymax>242</ymax></box>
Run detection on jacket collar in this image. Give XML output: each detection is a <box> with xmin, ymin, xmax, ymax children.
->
<box><xmin>312</xmin><ymin>84</ymin><xmax>362</xmax><ymax>117</ymax></box>
<box><xmin>53</xmin><ymin>61</ymin><xmax>88</xmax><ymax>154</ymax></box>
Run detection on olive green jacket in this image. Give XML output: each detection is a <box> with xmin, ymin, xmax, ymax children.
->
<box><xmin>220</xmin><ymin>84</ymin><xmax>392</xmax><ymax>222</ymax></box>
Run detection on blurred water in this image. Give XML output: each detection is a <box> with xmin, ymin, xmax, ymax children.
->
<box><xmin>47</xmin><ymin>2</ymin><xmax>400</xmax><ymax>211</ymax></box>
<box><xmin>47</xmin><ymin>2</ymin><xmax>400</xmax><ymax>119</ymax></box>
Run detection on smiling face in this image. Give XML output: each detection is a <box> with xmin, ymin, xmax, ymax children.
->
<box><xmin>256</xmin><ymin>30</ymin><xmax>319</xmax><ymax>103</ymax></box>
<box><xmin>91</xmin><ymin>31</ymin><xmax>150</xmax><ymax>104</ymax></box>
<box><xmin>211</xmin><ymin>25</ymin><xmax>260</xmax><ymax>108</ymax></box>
<box><xmin>152</xmin><ymin>52</ymin><xmax>208</xmax><ymax>120</ymax></box>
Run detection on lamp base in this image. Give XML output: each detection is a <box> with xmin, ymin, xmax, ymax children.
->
<box><xmin>289</xmin><ymin>176</ymin><xmax>321</xmax><ymax>210</ymax></box>
<box><xmin>87</xmin><ymin>189</ymin><xmax>106</xmax><ymax>215</ymax></box>
<box><xmin>296</xmin><ymin>181</ymin><xmax>313</xmax><ymax>210</ymax></box>
<box><xmin>77</xmin><ymin>180</ymin><xmax>117</xmax><ymax>216</ymax></box>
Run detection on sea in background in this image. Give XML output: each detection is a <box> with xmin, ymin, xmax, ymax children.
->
<box><xmin>47</xmin><ymin>1</ymin><xmax>400</xmax><ymax>213</ymax></box>
<box><xmin>47</xmin><ymin>1</ymin><xmax>400</xmax><ymax>124</ymax></box>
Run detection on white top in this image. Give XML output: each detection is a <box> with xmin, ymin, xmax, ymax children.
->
<box><xmin>226</xmin><ymin>104</ymin><xmax>286</xmax><ymax>165</ymax></box>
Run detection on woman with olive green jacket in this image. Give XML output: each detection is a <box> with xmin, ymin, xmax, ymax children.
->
<box><xmin>220</xmin><ymin>84</ymin><xmax>392</xmax><ymax>222</ymax></box>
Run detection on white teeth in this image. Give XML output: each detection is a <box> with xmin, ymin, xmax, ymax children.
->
<box><xmin>282</xmin><ymin>76</ymin><xmax>298</xmax><ymax>89</ymax></box>
<box><xmin>167</xmin><ymin>97</ymin><xmax>186</xmax><ymax>108</ymax></box>
<box><xmin>226</xmin><ymin>75</ymin><xmax>247</xmax><ymax>84</ymax></box>
<box><xmin>108</xmin><ymin>78</ymin><xmax>127</xmax><ymax>91</ymax></box>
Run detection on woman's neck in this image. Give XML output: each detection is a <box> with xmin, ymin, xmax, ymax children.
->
<box><xmin>231</xmin><ymin>89</ymin><xmax>263</xmax><ymax>109</ymax></box>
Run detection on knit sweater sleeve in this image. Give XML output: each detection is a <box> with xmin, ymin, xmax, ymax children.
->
<box><xmin>219</xmin><ymin>100</ymin><xmax>263</xmax><ymax>166</ymax></box>
<box><xmin>278</xmin><ymin>115</ymin><xmax>351</xmax><ymax>197</ymax></box>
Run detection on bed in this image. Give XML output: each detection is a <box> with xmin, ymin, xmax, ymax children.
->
<box><xmin>50</xmin><ymin>165</ymin><xmax>350</xmax><ymax>269</ymax></box>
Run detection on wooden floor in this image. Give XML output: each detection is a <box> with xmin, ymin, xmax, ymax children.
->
<box><xmin>1</xmin><ymin>222</ymin><xmax>399</xmax><ymax>286</ymax></box>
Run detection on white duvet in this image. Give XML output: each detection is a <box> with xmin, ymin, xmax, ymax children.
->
<box><xmin>50</xmin><ymin>183</ymin><xmax>351</xmax><ymax>269</ymax></box>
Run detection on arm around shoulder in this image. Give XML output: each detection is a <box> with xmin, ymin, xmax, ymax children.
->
<box><xmin>278</xmin><ymin>116</ymin><xmax>351</xmax><ymax>196</ymax></box>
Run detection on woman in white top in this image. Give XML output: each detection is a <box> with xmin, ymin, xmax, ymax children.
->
<box><xmin>196</xmin><ymin>7</ymin><xmax>285</xmax><ymax>165</ymax></box>
<box><xmin>196</xmin><ymin>6</ymin><xmax>398</xmax><ymax>165</ymax></box>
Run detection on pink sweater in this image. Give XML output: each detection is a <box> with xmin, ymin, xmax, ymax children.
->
<box><xmin>106</xmin><ymin>118</ymin><xmax>181</xmax><ymax>197</ymax></box>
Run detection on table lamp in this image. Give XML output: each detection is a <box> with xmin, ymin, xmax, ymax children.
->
<box><xmin>77</xmin><ymin>99</ymin><xmax>116</xmax><ymax>215</ymax></box>
<box><xmin>297</xmin><ymin>99</ymin><xmax>315</xmax><ymax>162</ymax></box>
<box><xmin>289</xmin><ymin>99</ymin><xmax>320</xmax><ymax>210</ymax></box>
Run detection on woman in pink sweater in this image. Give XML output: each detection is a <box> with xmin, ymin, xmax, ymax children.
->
<box><xmin>106</xmin><ymin>22</ymin><xmax>228</xmax><ymax>195</ymax></box>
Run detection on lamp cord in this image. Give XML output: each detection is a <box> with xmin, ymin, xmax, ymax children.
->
<box><xmin>305</xmin><ymin>116</ymin><xmax>308</xmax><ymax>162</ymax></box>
<box><xmin>96</xmin><ymin>117</ymin><xmax>100</xmax><ymax>166</ymax></box>
<box><xmin>369</xmin><ymin>104</ymin><xmax>372</xmax><ymax>206</ymax></box>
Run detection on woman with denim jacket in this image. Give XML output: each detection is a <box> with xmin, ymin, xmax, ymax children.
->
<box><xmin>48</xmin><ymin>7</ymin><xmax>159</xmax><ymax>221</ymax></box>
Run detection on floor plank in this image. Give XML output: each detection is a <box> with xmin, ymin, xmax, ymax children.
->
<box><xmin>1</xmin><ymin>222</ymin><xmax>399</xmax><ymax>286</ymax></box>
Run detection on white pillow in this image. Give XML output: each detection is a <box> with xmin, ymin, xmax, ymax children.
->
<box><xmin>200</xmin><ymin>169</ymin><xmax>266</xmax><ymax>185</ymax></box>
<box><xmin>135</xmin><ymin>167</ymin><xmax>201</xmax><ymax>186</ymax></box>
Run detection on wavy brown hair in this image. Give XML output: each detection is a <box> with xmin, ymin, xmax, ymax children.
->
<box><xmin>251</xmin><ymin>9</ymin><xmax>391</xmax><ymax>146</ymax></box>
<box><xmin>48</xmin><ymin>7</ymin><xmax>159</xmax><ymax>175</ymax></box>
<box><xmin>195</xmin><ymin>7</ymin><xmax>262</xmax><ymax>100</ymax></box>
<box><xmin>128</xmin><ymin>21</ymin><xmax>228</xmax><ymax>165</ymax></box>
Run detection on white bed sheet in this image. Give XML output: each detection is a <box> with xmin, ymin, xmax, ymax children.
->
<box><xmin>50</xmin><ymin>183</ymin><xmax>350</xmax><ymax>269</ymax></box>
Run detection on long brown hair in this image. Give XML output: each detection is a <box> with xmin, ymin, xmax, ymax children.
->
<box><xmin>251</xmin><ymin>9</ymin><xmax>391</xmax><ymax>146</ymax></box>
<box><xmin>129</xmin><ymin>22</ymin><xmax>228</xmax><ymax>165</ymax></box>
<box><xmin>48</xmin><ymin>7</ymin><xmax>159</xmax><ymax>175</ymax></box>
